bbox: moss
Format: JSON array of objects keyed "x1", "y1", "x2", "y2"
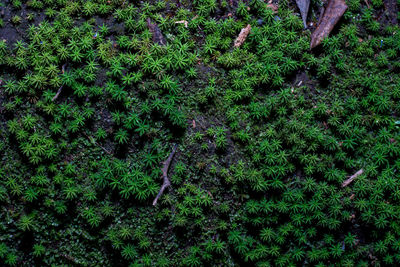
[{"x1": 0, "y1": 0, "x2": 400, "y2": 266}]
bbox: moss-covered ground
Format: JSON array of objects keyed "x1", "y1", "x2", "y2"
[{"x1": 1, "y1": 0, "x2": 400, "y2": 266}]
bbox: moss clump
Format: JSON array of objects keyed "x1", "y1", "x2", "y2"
[{"x1": 0, "y1": 0, "x2": 400, "y2": 266}]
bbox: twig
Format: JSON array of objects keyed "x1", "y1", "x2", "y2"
[
  {"x1": 175, "y1": 20, "x2": 188, "y2": 28},
  {"x1": 233, "y1": 24, "x2": 251, "y2": 48},
  {"x1": 153, "y1": 144, "x2": 178, "y2": 206},
  {"x1": 342, "y1": 169, "x2": 363, "y2": 187},
  {"x1": 83, "y1": 133, "x2": 112, "y2": 155},
  {"x1": 52, "y1": 85, "x2": 64, "y2": 101},
  {"x1": 96, "y1": 143, "x2": 112, "y2": 155},
  {"x1": 52, "y1": 64, "x2": 67, "y2": 101}
]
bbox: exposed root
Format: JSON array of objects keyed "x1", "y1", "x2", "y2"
[{"x1": 153, "y1": 144, "x2": 178, "y2": 206}]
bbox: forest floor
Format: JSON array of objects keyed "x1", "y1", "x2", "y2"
[{"x1": 1, "y1": 0, "x2": 400, "y2": 266}]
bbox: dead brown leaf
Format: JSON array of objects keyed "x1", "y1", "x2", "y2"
[
  {"x1": 267, "y1": 3, "x2": 278, "y2": 13},
  {"x1": 310, "y1": 0, "x2": 348, "y2": 49},
  {"x1": 147, "y1": 18, "x2": 166, "y2": 46},
  {"x1": 296, "y1": 0, "x2": 310, "y2": 28}
]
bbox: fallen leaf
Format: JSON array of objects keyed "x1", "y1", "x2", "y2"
[
  {"x1": 147, "y1": 18, "x2": 166, "y2": 46},
  {"x1": 310, "y1": 0, "x2": 348, "y2": 49},
  {"x1": 234, "y1": 24, "x2": 251, "y2": 48},
  {"x1": 267, "y1": 3, "x2": 278, "y2": 13},
  {"x1": 296, "y1": 0, "x2": 310, "y2": 28}
]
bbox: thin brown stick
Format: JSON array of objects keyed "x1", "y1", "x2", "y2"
[
  {"x1": 153, "y1": 144, "x2": 178, "y2": 206},
  {"x1": 52, "y1": 64, "x2": 67, "y2": 101},
  {"x1": 175, "y1": 20, "x2": 188, "y2": 28},
  {"x1": 96, "y1": 143, "x2": 112, "y2": 155},
  {"x1": 233, "y1": 24, "x2": 251, "y2": 48},
  {"x1": 52, "y1": 85, "x2": 64, "y2": 101},
  {"x1": 83, "y1": 133, "x2": 112, "y2": 155},
  {"x1": 342, "y1": 169, "x2": 363, "y2": 187}
]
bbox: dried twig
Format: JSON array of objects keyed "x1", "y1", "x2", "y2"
[
  {"x1": 52, "y1": 64, "x2": 67, "y2": 101},
  {"x1": 95, "y1": 143, "x2": 112, "y2": 155},
  {"x1": 52, "y1": 85, "x2": 64, "y2": 101},
  {"x1": 175, "y1": 20, "x2": 188, "y2": 28},
  {"x1": 234, "y1": 24, "x2": 251, "y2": 48},
  {"x1": 83, "y1": 133, "x2": 112, "y2": 155},
  {"x1": 153, "y1": 144, "x2": 178, "y2": 206},
  {"x1": 342, "y1": 169, "x2": 363, "y2": 187}
]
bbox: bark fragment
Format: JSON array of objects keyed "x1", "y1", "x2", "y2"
[
  {"x1": 175, "y1": 20, "x2": 188, "y2": 28},
  {"x1": 52, "y1": 64, "x2": 67, "y2": 101},
  {"x1": 234, "y1": 24, "x2": 251, "y2": 48}
]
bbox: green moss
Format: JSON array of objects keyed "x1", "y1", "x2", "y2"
[{"x1": 0, "y1": 0, "x2": 400, "y2": 266}]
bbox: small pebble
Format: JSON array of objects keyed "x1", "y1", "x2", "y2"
[{"x1": 274, "y1": 16, "x2": 281, "y2": 21}]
